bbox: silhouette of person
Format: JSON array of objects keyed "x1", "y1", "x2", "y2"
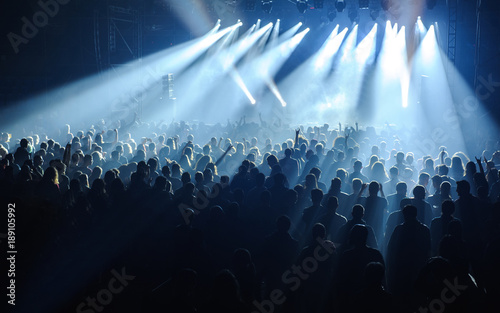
[
  {"x1": 279, "y1": 148, "x2": 299, "y2": 186},
  {"x1": 430, "y1": 200, "x2": 460, "y2": 256},
  {"x1": 318, "y1": 196, "x2": 348, "y2": 243},
  {"x1": 295, "y1": 223, "x2": 336, "y2": 313},
  {"x1": 259, "y1": 215, "x2": 299, "y2": 294},
  {"x1": 386, "y1": 181, "x2": 407, "y2": 214},
  {"x1": 360, "y1": 181, "x2": 388, "y2": 242},
  {"x1": 336, "y1": 204, "x2": 378, "y2": 250},
  {"x1": 387, "y1": 205, "x2": 430, "y2": 297},
  {"x1": 411, "y1": 185, "x2": 433, "y2": 227},
  {"x1": 337, "y1": 224, "x2": 385, "y2": 312},
  {"x1": 352, "y1": 262, "x2": 395, "y2": 313}
]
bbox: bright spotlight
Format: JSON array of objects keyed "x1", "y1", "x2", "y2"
[
  {"x1": 262, "y1": 0, "x2": 273, "y2": 13},
  {"x1": 231, "y1": 68, "x2": 256, "y2": 105},
  {"x1": 417, "y1": 18, "x2": 426, "y2": 34},
  {"x1": 421, "y1": 25, "x2": 437, "y2": 63},
  {"x1": 335, "y1": 0, "x2": 346, "y2": 12},
  {"x1": 297, "y1": 0, "x2": 308, "y2": 13}
]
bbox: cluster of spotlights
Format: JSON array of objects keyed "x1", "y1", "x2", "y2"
[{"x1": 247, "y1": 0, "x2": 437, "y2": 15}]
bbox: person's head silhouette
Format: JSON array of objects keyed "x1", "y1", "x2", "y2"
[
  {"x1": 352, "y1": 204, "x2": 365, "y2": 220},
  {"x1": 349, "y1": 224, "x2": 368, "y2": 247},
  {"x1": 311, "y1": 188, "x2": 324, "y2": 205},
  {"x1": 402, "y1": 204, "x2": 418, "y2": 222}
]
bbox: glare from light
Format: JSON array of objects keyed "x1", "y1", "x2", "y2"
[
  {"x1": 355, "y1": 23, "x2": 377, "y2": 64},
  {"x1": 340, "y1": 24, "x2": 359, "y2": 63},
  {"x1": 421, "y1": 25, "x2": 437, "y2": 63},
  {"x1": 417, "y1": 18, "x2": 427, "y2": 34},
  {"x1": 314, "y1": 25, "x2": 348, "y2": 71},
  {"x1": 229, "y1": 68, "x2": 256, "y2": 105},
  {"x1": 271, "y1": 22, "x2": 303, "y2": 48},
  {"x1": 266, "y1": 78, "x2": 287, "y2": 107}
]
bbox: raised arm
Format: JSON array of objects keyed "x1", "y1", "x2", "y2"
[
  {"x1": 358, "y1": 183, "x2": 368, "y2": 199},
  {"x1": 215, "y1": 144, "x2": 233, "y2": 167},
  {"x1": 173, "y1": 136, "x2": 179, "y2": 151},
  {"x1": 63, "y1": 143, "x2": 71, "y2": 168},
  {"x1": 475, "y1": 156, "x2": 485, "y2": 176},
  {"x1": 294, "y1": 128, "x2": 300, "y2": 149},
  {"x1": 440, "y1": 148, "x2": 446, "y2": 165},
  {"x1": 86, "y1": 134, "x2": 91, "y2": 152},
  {"x1": 344, "y1": 131, "x2": 350, "y2": 150},
  {"x1": 112, "y1": 128, "x2": 118, "y2": 145}
]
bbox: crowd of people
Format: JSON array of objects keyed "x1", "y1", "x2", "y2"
[{"x1": 0, "y1": 116, "x2": 499, "y2": 313}]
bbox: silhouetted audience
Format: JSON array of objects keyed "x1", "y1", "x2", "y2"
[{"x1": 1, "y1": 120, "x2": 498, "y2": 313}]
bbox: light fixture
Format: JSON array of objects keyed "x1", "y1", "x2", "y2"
[
  {"x1": 297, "y1": 0, "x2": 308, "y2": 13},
  {"x1": 335, "y1": 0, "x2": 346, "y2": 13},
  {"x1": 262, "y1": 0, "x2": 272, "y2": 13}
]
